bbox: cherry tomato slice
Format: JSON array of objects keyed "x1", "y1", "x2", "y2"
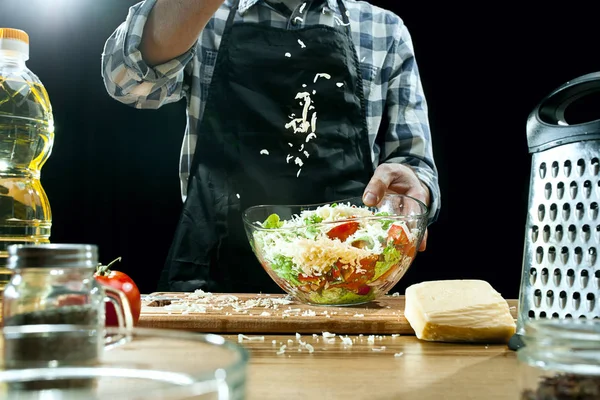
[
  {"x1": 387, "y1": 224, "x2": 410, "y2": 246},
  {"x1": 326, "y1": 221, "x2": 360, "y2": 242}
]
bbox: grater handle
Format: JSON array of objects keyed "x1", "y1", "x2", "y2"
[{"x1": 527, "y1": 71, "x2": 600, "y2": 153}]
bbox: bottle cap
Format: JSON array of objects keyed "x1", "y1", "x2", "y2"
[{"x1": 0, "y1": 28, "x2": 30, "y2": 61}]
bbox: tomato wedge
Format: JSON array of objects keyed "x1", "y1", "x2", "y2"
[
  {"x1": 387, "y1": 224, "x2": 410, "y2": 246},
  {"x1": 326, "y1": 221, "x2": 360, "y2": 242}
]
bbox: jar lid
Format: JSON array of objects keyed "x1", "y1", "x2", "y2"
[
  {"x1": 7, "y1": 244, "x2": 98, "y2": 270},
  {"x1": 523, "y1": 318, "x2": 600, "y2": 347},
  {"x1": 0, "y1": 28, "x2": 29, "y2": 61}
]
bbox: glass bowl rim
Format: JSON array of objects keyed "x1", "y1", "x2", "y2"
[
  {"x1": 1, "y1": 324, "x2": 249, "y2": 382},
  {"x1": 241, "y1": 193, "x2": 428, "y2": 232}
]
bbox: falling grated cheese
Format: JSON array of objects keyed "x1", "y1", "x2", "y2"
[
  {"x1": 313, "y1": 73, "x2": 331, "y2": 83},
  {"x1": 296, "y1": 169, "x2": 301, "y2": 178},
  {"x1": 285, "y1": 52, "x2": 292, "y2": 58},
  {"x1": 277, "y1": 345, "x2": 287, "y2": 355},
  {"x1": 296, "y1": 333, "x2": 302, "y2": 340},
  {"x1": 341, "y1": 336, "x2": 353, "y2": 346},
  {"x1": 303, "y1": 151, "x2": 310, "y2": 158},
  {"x1": 286, "y1": 154, "x2": 293, "y2": 163},
  {"x1": 394, "y1": 352, "x2": 404, "y2": 357},
  {"x1": 294, "y1": 157, "x2": 304, "y2": 167},
  {"x1": 336, "y1": 82, "x2": 344, "y2": 88},
  {"x1": 322, "y1": 332, "x2": 336, "y2": 338},
  {"x1": 260, "y1": 149, "x2": 269, "y2": 155},
  {"x1": 294, "y1": 17, "x2": 304, "y2": 24},
  {"x1": 305, "y1": 343, "x2": 315, "y2": 353},
  {"x1": 306, "y1": 133, "x2": 316, "y2": 142},
  {"x1": 298, "y1": 39, "x2": 306, "y2": 48},
  {"x1": 299, "y1": 2, "x2": 307, "y2": 13},
  {"x1": 236, "y1": 194, "x2": 240, "y2": 199}
]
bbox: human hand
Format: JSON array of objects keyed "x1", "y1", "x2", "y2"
[{"x1": 362, "y1": 163, "x2": 430, "y2": 251}]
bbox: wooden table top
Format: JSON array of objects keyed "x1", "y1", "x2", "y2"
[{"x1": 232, "y1": 333, "x2": 520, "y2": 400}]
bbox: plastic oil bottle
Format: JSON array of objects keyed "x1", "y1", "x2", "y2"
[{"x1": 0, "y1": 28, "x2": 54, "y2": 294}]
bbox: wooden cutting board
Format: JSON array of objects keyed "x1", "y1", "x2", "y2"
[{"x1": 138, "y1": 292, "x2": 519, "y2": 335}]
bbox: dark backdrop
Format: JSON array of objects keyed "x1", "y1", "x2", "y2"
[{"x1": 1, "y1": 0, "x2": 598, "y2": 299}]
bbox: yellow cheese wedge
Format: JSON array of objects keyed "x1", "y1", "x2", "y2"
[{"x1": 404, "y1": 279, "x2": 516, "y2": 343}]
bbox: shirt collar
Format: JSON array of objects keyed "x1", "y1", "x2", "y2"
[{"x1": 237, "y1": 0, "x2": 339, "y2": 16}]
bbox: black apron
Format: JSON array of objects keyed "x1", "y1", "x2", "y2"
[{"x1": 158, "y1": 0, "x2": 374, "y2": 293}]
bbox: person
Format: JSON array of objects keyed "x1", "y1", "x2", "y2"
[{"x1": 101, "y1": 0, "x2": 441, "y2": 294}]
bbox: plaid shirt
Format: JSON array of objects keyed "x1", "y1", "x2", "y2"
[{"x1": 101, "y1": 0, "x2": 440, "y2": 222}]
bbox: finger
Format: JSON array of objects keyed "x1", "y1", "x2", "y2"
[{"x1": 363, "y1": 165, "x2": 394, "y2": 206}]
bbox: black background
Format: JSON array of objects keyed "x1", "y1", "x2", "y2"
[{"x1": 0, "y1": 0, "x2": 598, "y2": 299}]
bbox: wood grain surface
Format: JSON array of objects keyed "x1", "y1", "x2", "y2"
[
  {"x1": 232, "y1": 333, "x2": 520, "y2": 400},
  {"x1": 139, "y1": 292, "x2": 519, "y2": 335}
]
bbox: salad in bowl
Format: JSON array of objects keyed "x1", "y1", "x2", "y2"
[{"x1": 242, "y1": 194, "x2": 428, "y2": 306}]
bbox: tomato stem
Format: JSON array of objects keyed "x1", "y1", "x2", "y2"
[{"x1": 96, "y1": 257, "x2": 122, "y2": 276}]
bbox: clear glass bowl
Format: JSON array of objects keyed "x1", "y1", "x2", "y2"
[
  {"x1": 517, "y1": 319, "x2": 600, "y2": 400},
  {"x1": 0, "y1": 325, "x2": 248, "y2": 399},
  {"x1": 242, "y1": 193, "x2": 428, "y2": 306}
]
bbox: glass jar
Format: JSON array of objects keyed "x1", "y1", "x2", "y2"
[
  {"x1": 1, "y1": 244, "x2": 132, "y2": 374},
  {"x1": 517, "y1": 318, "x2": 600, "y2": 400}
]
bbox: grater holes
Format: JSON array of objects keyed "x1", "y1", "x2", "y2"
[
  {"x1": 528, "y1": 310, "x2": 536, "y2": 318},
  {"x1": 579, "y1": 315, "x2": 587, "y2": 320},
  {"x1": 587, "y1": 293, "x2": 595, "y2": 312},
  {"x1": 538, "y1": 204, "x2": 546, "y2": 222},
  {"x1": 552, "y1": 312, "x2": 560, "y2": 319},
  {"x1": 544, "y1": 182, "x2": 552, "y2": 200},
  {"x1": 531, "y1": 225, "x2": 539, "y2": 243},
  {"x1": 552, "y1": 161, "x2": 559, "y2": 178},
  {"x1": 576, "y1": 202, "x2": 585, "y2": 220},
  {"x1": 529, "y1": 268, "x2": 537, "y2": 285},
  {"x1": 583, "y1": 180, "x2": 592, "y2": 199},
  {"x1": 561, "y1": 247, "x2": 570, "y2": 265},
  {"x1": 580, "y1": 268, "x2": 589, "y2": 287},
  {"x1": 559, "y1": 291, "x2": 568, "y2": 309},
  {"x1": 540, "y1": 268, "x2": 549, "y2": 285},
  {"x1": 572, "y1": 292, "x2": 581, "y2": 311},
  {"x1": 555, "y1": 225, "x2": 564, "y2": 242},
  {"x1": 539, "y1": 311, "x2": 547, "y2": 319},
  {"x1": 546, "y1": 290, "x2": 554, "y2": 307},
  {"x1": 582, "y1": 224, "x2": 591, "y2": 242},
  {"x1": 536, "y1": 247, "x2": 544, "y2": 264},
  {"x1": 570, "y1": 181, "x2": 578, "y2": 199},
  {"x1": 575, "y1": 247, "x2": 583, "y2": 265},
  {"x1": 553, "y1": 268, "x2": 562, "y2": 286},
  {"x1": 592, "y1": 157, "x2": 599, "y2": 176},
  {"x1": 588, "y1": 247, "x2": 597, "y2": 266},
  {"x1": 557, "y1": 182, "x2": 565, "y2": 200},
  {"x1": 534, "y1": 289, "x2": 542, "y2": 307},
  {"x1": 548, "y1": 247, "x2": 557, "y2": 263},
  {"x1": 590, "y1": 202, "x2": 599, "y2": 220},
  {"x1": 539, "y1": 162, "x2": 547, "y2": 179},
  {"x1": 568, "y1": 225, "x2": 577, "y2": 242},
  {"x1": 596, "y1": 226, "x2": 600, "y2": 242},
  {"x1": 542, "y1": 225, "x2": 550, "y2": 243},
  {"x1": 550, "y1": 204, "x2": 557, "y2": 221},
  {"x1": 566, "y1": 269, "x2": 575, "y2": 287},
  {"x1": 562, "y1": 203, "x2": 571, "y2": 221},
  {"x1": 565, "y1": 313, "x2": 573, "y2": 319},
  {"x1": 577, "y1": 158, "x2": 586, "y2": 176},
  {"x1": 564, "y1": 160, "x2": 572, "y2": 178},
  {"x1": 596, "y1": 270, "x2": 600, "y2": 289}
]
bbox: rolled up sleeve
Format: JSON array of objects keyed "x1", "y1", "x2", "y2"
[
  {"x1": 381, "y1": 22, "x2": 441, "y2": 224},
  {"x1": 101, "y1": 0, "x2": 196, "y2": 109}
]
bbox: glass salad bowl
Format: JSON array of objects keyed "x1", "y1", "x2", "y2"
[{"x1": 242, "y1": 193, "x2": 428, "y2": 306}]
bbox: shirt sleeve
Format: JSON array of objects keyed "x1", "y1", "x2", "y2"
[
  {"x1": 379, "y1": 21, "x2": 441, "y2": 225},
  {"x1": 100, "y1": 0, "x2": 196, "y2": 109}
]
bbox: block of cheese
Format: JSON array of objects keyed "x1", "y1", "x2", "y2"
[{"x1": 404, "y1": 279, "x2": 516, "y2": 343}]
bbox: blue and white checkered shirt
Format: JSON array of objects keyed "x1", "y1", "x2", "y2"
[{"x1": 101, "y1": 0, "x2": 440, "y2": 222}]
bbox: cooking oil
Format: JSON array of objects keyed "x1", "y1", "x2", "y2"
[{"x1": 0, "y1": 28, "x2": 54, "y2": 295}]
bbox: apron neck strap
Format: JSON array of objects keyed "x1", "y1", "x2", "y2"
[{"x1": 226, "y1": 0, "x2": 351, "y2": 30}]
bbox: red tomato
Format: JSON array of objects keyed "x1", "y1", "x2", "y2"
[
  {"x1": 326, "y1": 221, "x2": 359, "y2": 242},
  {"x1": 94, "y1": 257, "x2": 141, "y2": 327},
  {"x1": 387, "y1": 224, "x2": 410, "y2": 246}
]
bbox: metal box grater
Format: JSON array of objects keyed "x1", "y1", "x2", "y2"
[{"x1": 509, "y1": 72, "x2": 600, "y2": 351}]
